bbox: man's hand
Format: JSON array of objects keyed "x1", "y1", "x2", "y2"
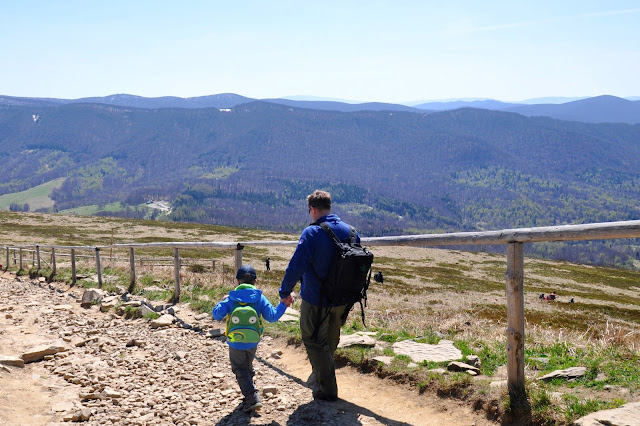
[{"x1": 281, "y1": 293, "x2": 295, "y2": 307}]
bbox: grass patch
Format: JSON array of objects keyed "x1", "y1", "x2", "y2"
[
  {"x1": 0, "y1": 178, "x2": 64, "y2": 211},
  {"x1": 562, "y1": 395, "x2": 626, "y2": 424}
]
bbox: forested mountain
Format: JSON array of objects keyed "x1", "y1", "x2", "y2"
[
  {"x1": 0, "y1": 93, "x2": 253, "y2": 109},
  {"x1": 2, "y1": 93, "x2": 640, "y2": 123},
  {"x1": 262, "y1": 98, "x2": 424, "y2": 112},
  {"x1": 1, "y1": 100, "x2": 639, "y2": 267},
  {"x1": 504, "y1": 95, "x2": 640, "y2": 124},
  {"x1": 414, "y1": 99, "x2": 519, "y2": 111}
]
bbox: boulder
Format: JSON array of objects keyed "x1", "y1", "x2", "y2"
[
  {"x1": 150, "y1": 314, "x2": 175, "y2": 328},
  {"x1": 80, "y1": 288, "x2": 107, "y2": 308},
  {"x1": 139, "y1": 303, "x2": 155, "y2": 317},
  {"x1": 99, "y1": 296, "x2": 118, "y2": 313}
]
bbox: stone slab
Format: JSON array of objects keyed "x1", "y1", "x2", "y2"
[
  {"x1": 392, "y1": 339, "x2": 463, "y2": 363},
  {"x1": 538, "y1": 366, "x2": 587, "y2": 381},
  {"x1": 574, "y1": 401, "x2": 640, "y2": 426},
  {"x1": 0, "y1": 355, "x2": 25, "y2": 368},
  {"x1": 338, "y1": 334, "x2": 377, "y2": 348}
]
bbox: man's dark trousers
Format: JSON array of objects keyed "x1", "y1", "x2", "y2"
[{"x1": 300, "y1": 299, "x2": 345, "y2": 397}]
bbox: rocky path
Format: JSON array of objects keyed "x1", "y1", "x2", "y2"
[{"x1": 0, "y1": 274, "x2": 495, "y2": 426}]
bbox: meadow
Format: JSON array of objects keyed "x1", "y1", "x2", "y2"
[{"x1": 1, "y1": 211, "x2": 638, "y2": 424}]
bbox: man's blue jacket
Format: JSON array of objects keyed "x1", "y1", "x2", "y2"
[
  {"x1": 279, "y1": 214, "x2": 360, "y2": 306},
  {"x1": 212, "y1": 285, "x2": 287, "y2": 350}
]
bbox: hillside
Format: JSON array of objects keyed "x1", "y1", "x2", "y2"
[
  {"x1": 1, "y1": 101, "x2": 640, "y2": 266},
  {"x1": 1, "y1": 211, "x2": 639, "y2": 425},
  {"x1": 505, "y1": 95, "x2": 640, "y2": 124}
]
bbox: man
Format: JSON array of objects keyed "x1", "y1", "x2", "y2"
[{"x1": 279, "y1": 190, "x2": 360, "y2": 402}]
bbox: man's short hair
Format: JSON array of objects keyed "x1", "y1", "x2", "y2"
[{"x1": 307, "y1": 190, "x2": 331, "y2": 211}]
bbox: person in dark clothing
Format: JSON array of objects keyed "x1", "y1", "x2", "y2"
[
  {"x1": 374, "y1": 271, "x2": 384, "y2": 284},
  {"x1": 265, "y1": 257, "x2": 271, "y2": 271},
  {"x1": 278, "y1": 190, "x2": 359, "y2": 402}
]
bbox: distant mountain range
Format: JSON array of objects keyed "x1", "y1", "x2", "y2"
[
  {"x1": 1, "y1": 96, "x2": 640, "y2": 266},
  {"x1": 1, "y1": 93, "x2": 639, "y2": 123},
  {"x1": 504, "y1": 95, "x2": 640, "y2": 124}
]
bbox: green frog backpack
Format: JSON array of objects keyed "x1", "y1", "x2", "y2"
[{"x1": 225, "y1": 286, "x2": 264, "y2": 343}]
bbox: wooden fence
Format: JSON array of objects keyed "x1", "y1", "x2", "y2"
[{"x1": 3, "y1": 219, "x2": 640, "y2": 411}]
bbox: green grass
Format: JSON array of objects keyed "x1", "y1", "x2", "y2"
[
  {"x1": 562, "y1": 395, "x2": 626, "y2": 423},
  {"x1": 0, "y1": 178, "x2": 64, "y2": 210},
  {"x1": 58, "y1": 202, "x2": 129, "y2": 215}
]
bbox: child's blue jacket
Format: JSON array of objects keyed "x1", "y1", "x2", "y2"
[{"x1": 212, "y1": 286, "x2": 287, "y2": 350}]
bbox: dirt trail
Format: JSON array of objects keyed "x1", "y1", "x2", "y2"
[
  {"x1": 0, "y1": 274, "x2": 495, "y2": 425},
  {"x1": 277, "y1": 346, "x2": 493, "y2": 425}
]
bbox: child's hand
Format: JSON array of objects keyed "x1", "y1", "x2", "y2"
[{"x1": 281, "y1": 294, "x2": 294, "y2": 307}]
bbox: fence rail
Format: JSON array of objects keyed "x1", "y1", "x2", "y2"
[{"x1": 3, "y1": 218, "x2": 640, "y2": 413}]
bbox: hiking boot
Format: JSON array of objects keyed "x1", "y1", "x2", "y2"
[
  {"x1": 242, "y1": 391, "x2": 263, "y2": 412},
  {"x1": 306, "y1": 371, "x2": 319, "y2": 390},
  {"x1": 312, "y1": 389, "x2": 338, "y2": 402}
]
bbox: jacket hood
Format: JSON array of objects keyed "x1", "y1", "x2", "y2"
[
  {"x1": 313, "y1": 213, "x2": 340, "y2": 226},
  {"x1": 228, "y1": 285, "x2": 262, "y2": 304}
]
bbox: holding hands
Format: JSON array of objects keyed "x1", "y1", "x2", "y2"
[{"x1": 281, "y1": 293, "x2": 295, "y2": 307}]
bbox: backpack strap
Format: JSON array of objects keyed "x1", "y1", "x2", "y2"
[{"x1": 318, "y1": 222, "x2": 357, "y2": 245}]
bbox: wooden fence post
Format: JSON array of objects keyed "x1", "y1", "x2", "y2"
[
  {"x1": 506, "y1": 242, "x2": 529, "y2": 415},
  {"x1": 19, "y1": 248, "x2": 23, "y2": 271},
  {"x1": 128, "y1": 248, "x2": 136, "y2": 294},
  {"x1": 234, "y1": 243, "x2": 244, "y2": 271},
  {"x1": 5, "y1": 247, "x2": 8, "y2": 270},
  {"x1": 51, "y1": 248, "x2": 56, "y2": 277},
  {"x1": 95, "y1": 248, "x2": 103, "y2": 289},
  {"x1": 173, "y1": 248, "x2": 181, "y2": 303},
  {"x1": 71, "y1": 249, "x2": 77, "y2": 286},
  {"x1": 211, "y1": 259, "x2": 216, "y2": 272},
  {"x1": 36, "y1": 245, "x2": 41, "y2": 270}
]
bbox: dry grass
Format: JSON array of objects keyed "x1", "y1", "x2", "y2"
[{"x1": 2, "y1": 211, "x2": 640, "y2": 424}]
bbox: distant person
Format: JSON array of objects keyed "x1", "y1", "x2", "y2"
[
  {"x1": 539, "y1": 293, "x2": 545, "y2": 300},
  {"x1": 279, "y1": 190, "x2": 360, "y2": 402},
  {"x1": 374, "y1": 271, "x2": 384, "y2": 284},
  {"x1": 569, "y1": 298, "x2": 575, "y2": 303},
  {"x1": 265, "y1": 257, "x2": 271, "y2": 271},
  {"x1": 212, "y1": 265, "x2": 292, "y2": 413},
  {"x1": 546, "y1": 292, "x2": 557, "y2": 301}
]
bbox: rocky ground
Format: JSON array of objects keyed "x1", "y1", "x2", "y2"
[{"x1": 0, "y1": 273, "x2": 501, "y2": 425}]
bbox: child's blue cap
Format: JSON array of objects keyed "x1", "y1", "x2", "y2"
[{"x1": 236, "y1": 265, "x2": 257, "y2": 281}]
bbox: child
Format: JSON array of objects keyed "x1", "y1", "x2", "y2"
[{"x1": 212, "y1": 264, "x2": 291, "y2": 412}]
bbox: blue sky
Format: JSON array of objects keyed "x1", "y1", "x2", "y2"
[{"x1": 1, "y1": 1, "x2": 639, "y2": 103}]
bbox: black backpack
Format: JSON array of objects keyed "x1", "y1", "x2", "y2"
[{"x1": 311, "y1": 222, "x2": 374, "y2": 335}]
